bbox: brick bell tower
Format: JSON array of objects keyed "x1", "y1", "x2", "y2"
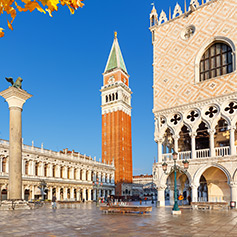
[{"x1": 101, "y1": 32, "x2": 133, "y2": 196}]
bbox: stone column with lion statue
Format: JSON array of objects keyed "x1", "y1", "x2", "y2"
[{"x1": 0, "y1": 77, "x2": 32, "y2": 210}]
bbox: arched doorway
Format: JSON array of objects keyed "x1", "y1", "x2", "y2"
[
  {"x1": 198, "y1": 175, "x2": 208, "y2": 202},
  {"x1": 60, "y1": 188, "x2": 63, "y2": 200},
  {"x1": 1, "y1": 189, "x2": 7, "y2": 200},
  {"x1": 165, "y1": 171, "x2": 190, "y2": 206},
  {"x1": 24, "y1": 189, "x2": 30, "y2": 201},
  {"x1": 198, "y1": 166, "x2": 230, "y2": 202}
]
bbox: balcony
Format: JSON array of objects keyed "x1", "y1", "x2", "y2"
[{"x1": 162, "y1": 146, "x2": 232, "y2": 162}]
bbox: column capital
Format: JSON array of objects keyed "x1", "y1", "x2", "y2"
[
  {"x1": 229, "y1": 182, "x2": 237, "y2": 188},
  {"x1": 228, "y1": 125, "x2": 236, "y2": 131},
  {"x1": 0, "y1": 87, "x2": 32, "y2": 109},
  {"x1": 207, "y1": 129, "x2": 216, "y2": 134},
  {"x1": 172, "y1": 135, "x2": 180, "y2": 140},
  {"x1": 189, "y1": 132, "x2": 197, "y2": 138}
]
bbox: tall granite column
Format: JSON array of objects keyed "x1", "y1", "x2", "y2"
[{"x1": 0, "y1": 87, "x2": 32, "y2": 200}]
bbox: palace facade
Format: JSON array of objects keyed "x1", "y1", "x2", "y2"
[
  {"x1": 0, "y1": 139, "x2": 115, "y2": 201},
  {"x1": 150, "y1": 0, "x2": 237, "y2": 206}
]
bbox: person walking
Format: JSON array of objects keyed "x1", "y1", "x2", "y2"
[{"x1": 52, "y1": 195, "x2": 57, "y2": 209}]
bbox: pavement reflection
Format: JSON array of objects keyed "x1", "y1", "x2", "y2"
[{"x1": 0, "y1": 201, "x2": 236, "y2": 236}]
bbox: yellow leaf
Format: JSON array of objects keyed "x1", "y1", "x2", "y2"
[
  {"x1": 0, "y1": 28, "x2": 4, "y2": 37},
  {"x1": 7, "y1": 19, "x2": 13, "y2": 30},
  {"x1": 45, "y1": 8, "x2": 52, "y2": 17}
]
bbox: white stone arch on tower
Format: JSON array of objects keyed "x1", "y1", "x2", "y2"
[
  {"x1": 193, "y1": 163, "x2": 232, "y2": 187},
  {"x1": 194, "y1": 36, "x2": 236, "y2": 84}
]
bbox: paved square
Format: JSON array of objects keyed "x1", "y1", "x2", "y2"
[{"x1": 0, "y1": 203, "x2": 236, "y2": 236}]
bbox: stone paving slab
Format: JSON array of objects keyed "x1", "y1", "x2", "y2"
[{"x1": 0, "y1": 203, "x2": 236, "y2": 236}]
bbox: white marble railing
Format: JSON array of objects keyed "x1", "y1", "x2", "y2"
[
  {"x1": 215, "y1": 146, "x2": 230, "y2": 157},
  {"x1": 162, "y1": 153, "x2": 173, "y2": 162},
  {"x1": 196, "y1": 148, "x2": 210, "y2": 158},
  {"x1": 162, "y1": 146, "x2": 232, "y2": 161},
  {"x1": 178, "y1": 151, "x2": 191, "y2": 160}
]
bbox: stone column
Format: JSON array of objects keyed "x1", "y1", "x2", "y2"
[
  {"x1": 93, "y1": 189, "x2": 96, "y2": 201},
  {"x1": 229, "y1": 126, "x2": 236, "y2": 156},
  {"x1": 76, "y1": 189, "x2": 80, "y2": 201},
  {"x1": 71, "y1": 168, "x2": 75, "y2": 180},
  {"x1": 63, "y1": 187, "x2": 67, "y2": 200},
  {"x1": 157, "y1": 138, "x2": 163, "y2": 163},
  {"x1": 56, "y1": 187, "x2": 60, "y2": 201},
  {"x1": 48, "y1": 187, "x2": 52, "y2": 200},
  {"x1": 191, "y1": 184, "x2": 198, "y2": 202},
  {"x1": 88, "y1": 189, "x2": 91, "y2": 201},
  {"x1": 82, "y1": 188, "x2": 86, "y2": 201},
  {"x1": 172, "y1": 135, "x2": 180, "y2": 154},
  {"x1": 208, "y1": 129, "x2": 215, "y2": 157},
  {"x1": 70, "y1": 188, "x2": 74, "y2": 199},
  {"x1": 82, "y1": 170, "x2": 86, "y2": 181},
  {"x1": 230, "y1": 183, "x2": 237, "y2": 208},
  {"x1": 0, "y1": 87, "x2": 32, "y2": 200},
  {"x1": 88, "y1": 170, "x2": 92, "y2": 181},
  {"x1": 190, "y1": 132, "x2": 197, "y2": 160},
  {"x1": 0, "y1": 157, "x2": 2, "y2": 173},
  {"x1": 31, "y1": 186, "x2": 35, "y2": 200},
  {"x1": 157, "y1": 186, "x2": 166, "y2": 206}
]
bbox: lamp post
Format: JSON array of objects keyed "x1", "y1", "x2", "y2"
[
  {"x1": 162, "y1": 151, "x2": 189, "y2": 215},
  {"x1": 93, "y1": 178, "x2": 103, "y2": 207}
]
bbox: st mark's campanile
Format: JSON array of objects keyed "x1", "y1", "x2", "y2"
[{"x1": 101, "y1": 32, "x2": 133, "y2": 196}]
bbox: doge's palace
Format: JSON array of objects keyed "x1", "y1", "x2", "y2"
[
  {"x1": 0, "y1": 139, "x2": 115, "y2": 201},
  {"x1": 150, "y1": 0, "x2": 237, "y2": 207}
]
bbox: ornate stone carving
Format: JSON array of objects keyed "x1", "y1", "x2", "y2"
[
  {"x1": 159, "y1": 10, "x2": 168, "y2": 25},
  {"x1": 224, "y1": 102, "x2": 237, "y2": 115},
  {"x1": 205, "y1": 106, "x2": 218, "y2": 118},
  {"x1": 187, "y1": 110, "x2": 199, "y2": 122},
  {"x1": 170, "y1": 114, "x2": 182, "y2": 125},
  {"x1": 173, "y1": 3, "x2": 182, "y2": 18}
]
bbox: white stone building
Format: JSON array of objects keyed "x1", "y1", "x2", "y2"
[
  {"x1": 0, "y1": 139, "x2": 115, "y2": 201},
  {"x1": 150, "y1": 0, "x2": 237, "y2": 207}
]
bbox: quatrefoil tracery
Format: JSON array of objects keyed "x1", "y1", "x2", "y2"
[
  {"x1": 170, "y1": 114, "x2": 181, "y2": 125},
  {"x1": 187, "y1": 110, "x2": 199, "y2": 122},
  {"x1": 224, "y1": 102, "x2": 237, "y2": 115},
  {"x1": 205, "y1": 106, "x2": 218, "y2": 118}
]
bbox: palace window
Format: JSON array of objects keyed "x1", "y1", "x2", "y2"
[{"x1": 200, "y1": 42, "x2": 233, "y2": 81}]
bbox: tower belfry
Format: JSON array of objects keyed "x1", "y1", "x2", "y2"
[{"x1": 101, "y1": 33, "x2": 133, "y2": 196}]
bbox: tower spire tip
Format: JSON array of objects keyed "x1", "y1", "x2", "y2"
[{"x1": 114, "y1": 31, "x2": 117, "y2": 39}]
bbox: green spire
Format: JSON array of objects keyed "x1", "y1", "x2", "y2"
[{"x1": 104, "y1": 32, "x2": 128, "y2": 74}]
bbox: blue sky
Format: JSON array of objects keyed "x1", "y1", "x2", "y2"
[{"x1": 0, "y1": 0, "x2": 186, "y2": 175}]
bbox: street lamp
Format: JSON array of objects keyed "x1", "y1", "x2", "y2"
[
  {"x1": 162, "y1": 151, "x2": 189, "y2": 214},
  {"x1": 93, "y1": 178, "x2": 103, "y2": 207}
]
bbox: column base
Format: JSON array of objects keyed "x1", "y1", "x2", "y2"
[
  {"x1": 0, "y1": 200, "x2": 34, "y2": 210},
  {"x1": 172, "y1": 210, "x2": 182, "y2": 215}
]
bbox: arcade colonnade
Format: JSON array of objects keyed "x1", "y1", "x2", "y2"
[{"x1": 0, "y1": 139, "x2": 115, "y2": 201}]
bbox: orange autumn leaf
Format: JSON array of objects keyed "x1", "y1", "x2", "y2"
[
  {"x1": 0, "y1": 28, "x2": 4, "y2": 37},
  {"x1": 0, "y1": 0, "x2": 84, "y2": 37},
  {"x1": 7, "y1": 19, "x2": 13, "y2": 30}
]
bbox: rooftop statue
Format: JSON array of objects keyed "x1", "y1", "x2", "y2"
[{"x1": 5, "y1": 77, "x2": 23, "y2": 89}]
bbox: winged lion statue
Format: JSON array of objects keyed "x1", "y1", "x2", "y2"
[{"x1": 5, "y1": 77, "x2": 23, "y2": 89}]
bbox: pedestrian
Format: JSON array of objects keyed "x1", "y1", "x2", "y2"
[
  {"x1": 187, "y1": 195, "x2": 191, "y2": 205},
  {"x1": 140, "y1": 199, "x2": 142, "y2": 205},
  {"x1": 52, "y1": 195, "x2": 57, "y2": 209}
]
